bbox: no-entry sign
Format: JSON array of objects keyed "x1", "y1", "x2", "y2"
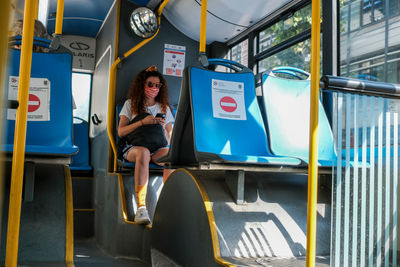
[
  {"x1": 28, "y1": 94, "x2": 41, "y2": 112},
  {"x1": 212, "y1": 79, "x2": 246, "y2": 120},
  {"x1": 219, "y1": 96, "x2": 237, "y2": 113},
  {"x1": 7, "y1": 76, "x2": 51, "y2": 121}
]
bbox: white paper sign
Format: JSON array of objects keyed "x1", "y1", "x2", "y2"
[
  {"x1": 7, "y1": 76, "x2": 51, "y2": 121},
  {"x1": 163, "y1": 44, "x2": 185, "y2": 77},
  {"x1": 60, "y1": 35, "x2": 96, "y2": 72},
  {"x1": 212, "y1": 79, "x2": 246, "y2": 120}
]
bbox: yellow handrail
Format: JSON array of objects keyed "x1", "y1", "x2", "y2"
[
  {"x1": 107, "y1": 0, "x2": 170, "y2": 173},
  {"x1": 107, "y1": 0, "x2": 121, "y2": 172},
  {"x1": 33, "y1": 0, "x2": 39, "y2": 19},
  {"x1": 199, "y1": 0, "x2": 207, "y2": 53},
  {"x1": 0, "y1": 0, "x2": 13, "y2": 255},
  {"x1": 64, "y1": 166, "x2": 74, "y2": 266},
  {"x1": 306, "y1": 0, "x2": 321, "y2": 266},
  {"x1": 5, "y1": 0, "x2": 36, "y2": 266},
  {"x1": 55, "y1": 0, "x2": 64, "y2": 35}
]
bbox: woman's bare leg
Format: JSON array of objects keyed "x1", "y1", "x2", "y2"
[
  {"x1": 126, "y1": 146, "x2": 151, "y2": 186},
  {"x1": 151, "y1": 148, "x2": 174, "y2": 182},
  {"x1": 151, "y1": 147, "x2": 169, "y2": 163},
  {"x1": 126, "y1": 146, "x2": 151, "y2": 215}
]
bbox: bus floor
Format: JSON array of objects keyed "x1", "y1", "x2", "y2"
[
  {"x1": 223, "y1": 255, "x2": 330, "y2": 266},
  {"x1": 7, "y1": 239, "x2": 148, "y2": 267},
  {"x1": 73, "y1": 238, "x2": 148, "y2": 267},
  {"x1": 151, "y1": 169, "x2": 332, "y2": 267}
]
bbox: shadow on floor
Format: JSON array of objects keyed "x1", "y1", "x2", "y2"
[{"x1": 74, "y1": 238, "x2": 148, "y2": 267}]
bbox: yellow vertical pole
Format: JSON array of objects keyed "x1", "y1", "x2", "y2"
[
  {"x1": 107, "y1": 0, "x2": 121, "y2": 173},
  {"x1": 0, "y1": 0, "x2": 13, "y2": 124},
  {"x1": 199, "y1": 0, "x2": 207, "y2": 53},
  {"x1": 55, "y1": 0, "x2": 64, "y2": 35},
  {"x1": 306, "y1": 0, "x2": 321, "y2": 266},
  {"x1": 5, "y1": 0, "x2": 36, "y2": 266},
  {"x1": 0, "y1": 0, "x2": 14, "y2": 249},
  {"x1": 64, "y1": 166, "x2": 74, "y2": 266},
  {"x1": 33, "y1": 0, "x2": 39, "y2": 19}
]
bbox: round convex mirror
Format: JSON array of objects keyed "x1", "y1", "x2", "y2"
[{"x1": 130, "y1": 7, "x2": 158, "y2": 38}]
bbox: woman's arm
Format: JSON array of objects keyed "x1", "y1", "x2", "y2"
[
  {"x1": 118, "y1": 114, "x2": 157, "y2": 137},
  {"x1": 118, "y1": 115, "x2": 141, "y2": 137},
  {"x1": 164, "y1": 122, "x2": 173, "y2": 144}
]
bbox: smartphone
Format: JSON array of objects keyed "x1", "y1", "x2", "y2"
[{"x1": 155, "y1": 113, "x2": 166, "y2": 119}]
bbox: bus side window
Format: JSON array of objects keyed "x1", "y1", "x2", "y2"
[
  {"x1": 70, "y1": 72, "x2": 92, "y2": 171},
  {"x1": 72, "y1": 73, "x2": 91, "y2": 123}
]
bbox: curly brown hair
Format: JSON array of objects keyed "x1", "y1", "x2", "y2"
[
  {"x1": 10, "y1": 19, "x2": 50, "y2": 53},
  {"x1": 128, "y1": 67, "x2": 170, "y2": 115}
]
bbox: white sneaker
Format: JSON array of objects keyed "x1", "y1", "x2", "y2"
[{"x1": 134, "y1": 206, "x2": 151, "y2": 225}]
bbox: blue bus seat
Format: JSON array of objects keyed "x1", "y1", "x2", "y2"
[
  {"x1": 1, "y1": 45, "x2": 78, "y2": 157},
  {"x1": 70, "y1": 118, "x2": 92, "y2": 171},
  {"x1": 115, "y1": 105, "x2": 163, "y2": 171},
  {"x1": 261, "y1": 67, "x2": 334, "y2": 166},
  {"x1": 162, "y1": 59, "x2": 302, "y2": 167}
]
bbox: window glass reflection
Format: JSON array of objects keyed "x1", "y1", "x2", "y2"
[
  {"x1": 258, "y1": 4, "x2": 311, "y2": 53},
  {"x1": 72, "y1": 73, "x2": 91, "y2": 123},
  {"x1": 340, "y1": 0, "x2": 400, "y2": 83},
  {"x1": 258, "y1": 39, "x2": 312, "y2": 73}
]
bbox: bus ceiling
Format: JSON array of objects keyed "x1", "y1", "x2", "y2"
[
  {"x1": 161, "y1": 0, "x2": 300, "y2": 43},
  {"x1": 14, "y1": 0, "x2": 301, "y2": 43}
]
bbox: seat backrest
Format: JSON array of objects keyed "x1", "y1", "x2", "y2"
[
  {"x1": 261, "y1": 68, "x2": 334, "y2": 165},
  {"x1": 2, "y1": 46, "x2": 77, "y2": 156},
  {"x1": 190, "y1": 65, "x2": 271, "y2": 159},
  {"x1": 163, "y1": 59, "x2": 305, "y2": 166},
  {"x1": 163, "y1": 67, "x2": 197, "y2": 165}
]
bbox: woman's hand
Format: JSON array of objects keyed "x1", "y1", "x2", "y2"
[
  {"x1": 142, "y1": 114, "x2": 156, "y2": 125},
  {"x1": 155, "y1": 117, "x2": 166, "y2": 126},
  {"x1": 141, "y1": 114, "x2": 166, "y2": 126}
]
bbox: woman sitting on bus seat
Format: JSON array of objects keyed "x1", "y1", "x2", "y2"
[
  {"x1": 10, "y1": 19, "x2": 50, "y2": 53},
  {"x1": 118, "y1": 65, "x2": 174, "y2": 225}
]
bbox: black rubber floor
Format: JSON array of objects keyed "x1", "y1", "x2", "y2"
[
  {"x1": 8, "y1": 239, "x2": 148, "y2": 267},
  {"x1": 73, "y1": 239, "x2": 148, "y2": 267}
]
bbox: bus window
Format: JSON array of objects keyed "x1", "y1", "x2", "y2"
[
  {"x1": 72, "y1": 72, "x2": 91, "y2": 123},
  {"x1": 230, "y1": 39, "x2": 248, "y2": 67},
  {"x1": 340, "y1": 0, "x2": 400, "y2": 83},
  {"x1": 258, "y1": 39, "x2": 313, "y2": 73},
  {"x1": 242, "y1": 3, "x2": 315, "y2": 75},
  {"x1": 258, "y1": 4, "x2": 312, "y2": 54}
]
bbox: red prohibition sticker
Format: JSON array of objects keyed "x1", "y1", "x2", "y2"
[
  {"x1": 28, "y1": 93, "x2": 40, "y2": 112},
  {"x1": 219, "y1": 96, "x2": 237, "y2": 113}
]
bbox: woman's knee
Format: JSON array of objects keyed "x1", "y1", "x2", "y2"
[
  {"x1": 135, "y1": 147, "x2": 151, "y2": 163},
  {"x1": 126, "y1": 147, "x2": 150, "y2": 163}
]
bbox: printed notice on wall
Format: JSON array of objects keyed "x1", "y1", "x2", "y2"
[
  {"x1": 163, "y1": 44, "x2": 185, "y2": 77},
  {"x1": 60, "y1": 35, "x2": 96, "y2": 72},
  {"x1": 7, "y1": 76, "x2": 51, "y2": 121},
  {"x1": 212, "y1": 79, "x2": 246, "y2": 120}
]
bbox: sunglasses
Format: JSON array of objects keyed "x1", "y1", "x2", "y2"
[{"x1": 145, "y1": 81, "x2": 162, "y2": 88}]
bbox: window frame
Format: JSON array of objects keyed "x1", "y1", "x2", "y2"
[
  {"x1": 227, "y1": 0, "x2": 314, "y2": 75},
  {"x1": 71, "y1": 71, "x2": 93, "y2": 124}
]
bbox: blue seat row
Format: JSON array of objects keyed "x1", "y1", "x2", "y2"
[{"x1": 162, "y1": 59, "x2": 325, "y2": 168}]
